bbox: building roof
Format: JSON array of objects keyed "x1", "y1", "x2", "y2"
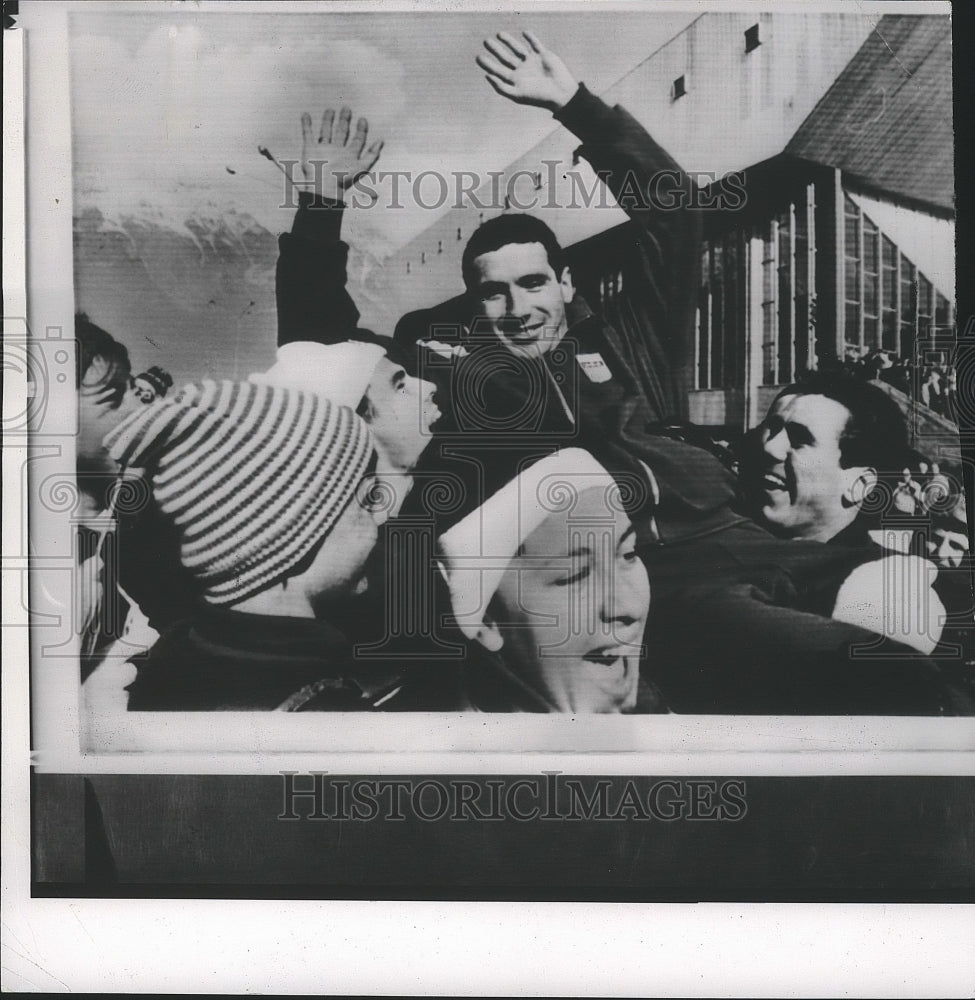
[{"x1": 786, "y1": 14, "x2": 953, "y2": 215}]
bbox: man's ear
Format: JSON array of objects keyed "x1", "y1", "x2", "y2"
[
  {"x1": 843, "y1": 466, "x2": 878, "y2": 508},
  {"x1": 473, "y1": 617, "x2": 504, "y2": 653},
  {"x1": 558, "y1": 265, "x2": 575, "y2": 304}
]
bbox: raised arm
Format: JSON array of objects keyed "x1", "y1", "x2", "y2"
[
  {"x1": 477, "y1": 32, "x2": 703, "y2": 376},
  {"x1": 475, "y1": 30, "x2": 578, "y2": 111},
  {"x1": 275, "y1": 106, "x2": 384, "y2": 347},
  {"x1": 477, "y1": 31, "x2": 698, "y2": 216}
]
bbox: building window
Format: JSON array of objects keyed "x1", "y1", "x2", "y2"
[
  {"x1": 755, "y1": 184, "x2": 818, "y2": 387},
  {"x1": 843, "y1": 194, "x2": 861, "y2": 356},
  {"x1": 776, "y1": 209, "x2": 794, "y2": 383},
  {"x1": 918, "y1": 275, "x2": 934, "y2": 338},
  {"x1": 745, "y1": 24, "x2": 761, "y2": 53},
  {"x1": 842, "y1": 195, "x2": 950, "y2": 362},
  {"x1": 696, "y1": 232, "x2": 747, "y2": 390},
  {"x1": 862, "y1": 216, "x2": 880, "y2": 351},
  {"x1": 881, "y1": 235, "x2": 898, "y2": 350},
  {"x1": 672, "y1": 75, "x2": 687, "y2": 100},
  {"x1": 935, "y1": 292, "x2": 953, "y2": 332},
  {"x1": 793, "y1": 185, "x2": 815, "y2": 377},
  {"x1": 899, "y1": 255, "x2": 917, "y2": 360}
]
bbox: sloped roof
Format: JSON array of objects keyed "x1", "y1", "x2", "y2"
[{"x1": 786, "y1": 14, "x2": 953, "y2": 215}]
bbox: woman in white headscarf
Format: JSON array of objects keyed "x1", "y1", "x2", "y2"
[{"x1": 437, "y1": 449, "x2": 665, "y2": 713}]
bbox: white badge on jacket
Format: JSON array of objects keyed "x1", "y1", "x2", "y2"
[{"x1": 576, "y1": 352, "x2": 613, "y2": 383}]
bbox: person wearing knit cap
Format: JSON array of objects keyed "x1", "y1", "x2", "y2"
[
  {"x1": 101, "y1": 379, "x2": 399, "y2": 711},
  {"x1": 437, "y1": 449, "x2": 665, "y2": 713},
  {"x1": 261, "y1": 103, "x2": 457, "y2": 709},
  {"x1": 94, "y1": 106, "x2": 444, "y2": 704}
]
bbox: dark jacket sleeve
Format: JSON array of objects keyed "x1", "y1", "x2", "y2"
[
  {"x1": 649, "y1": 579, "x2": 956, "y2": 715},
  {"x1": 554, "y1": 84, "x2": 703, "y2": 399},
  {"x1": 552, "y1": 86, "x2": 736, "y2": 539},
  {"x1": 275, "y1": 191, "x2": 361, "y2": 347}
]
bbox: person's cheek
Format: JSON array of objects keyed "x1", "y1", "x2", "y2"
[{"x1": 481, "y1": 298, "x2": 502, "y2": 320}]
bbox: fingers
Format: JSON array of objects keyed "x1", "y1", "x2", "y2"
[
  {"x1": 483, "y1": 36, "x2": 520, "y2": 71},
  {"x1": 522, "y1": 30, "x2": 544, "y2": 54},
  {"x1": 351, "y1": 116, "x2": 369, "y2": 157},
  {"x1": 484, "y1": 74, "x2": 517, "y2": 100},
  {"x1": 495, "y1": 31, "x2": 528, "y2": 60},
  {"x1": 300, "y1": 112, "x2": 314, "y2": 152},
  {"x1": 318, "y1": 108, "x2": 335, "y2": 145},
  {"x1": 363, "y1": 138, "x2": 384, "y2": 172},
  {"x1": 475, "y1": 53, "x2": 514, "y2": 85},
  {"x1": 336, "y1": 106, "x2": 352, "y2": 146}
]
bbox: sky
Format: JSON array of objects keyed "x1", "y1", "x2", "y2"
[{"x1": 68, "y1": 7, "x2": 701, "y2": 258}]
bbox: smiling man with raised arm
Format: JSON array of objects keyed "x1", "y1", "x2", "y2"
[{"x1": 437, "y1": 31, "x2": 960, "y2": 715}]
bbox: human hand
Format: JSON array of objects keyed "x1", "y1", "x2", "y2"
[
  {"x1": 475, "y1": 31, "x2": 578, "y2": 112},
  {"x1": 299, "y1": 106, "x2": 384, "y2": 201}
]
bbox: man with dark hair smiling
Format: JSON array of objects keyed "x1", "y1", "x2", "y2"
[
  {"x1": 254, "y1": 42, "x2": 962, "y2": 715},
  {"x1": 739, "y1": 373, "x2": 911, "y2": 545},
  {"x1": 458, "y1": 213, "x2": 574, "y2": 362},
  {"x1": 411, "y1": 30, "x2": 740, "y2": 549},
  {"x1": 428, "y1": 30, "x2": 967, "y2": 715}
]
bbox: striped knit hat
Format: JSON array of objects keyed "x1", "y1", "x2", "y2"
[{"x1": 103, "y1": 379, "x2": 376, "y2": 605}]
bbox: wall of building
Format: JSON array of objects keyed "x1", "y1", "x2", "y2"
[{"x1": 374, "y1": 12, "x2": 876, "y2": 333}]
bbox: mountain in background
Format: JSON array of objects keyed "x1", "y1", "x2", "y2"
[{"x1": 73, "y1": 203, "x2": 394, "y2": 389}]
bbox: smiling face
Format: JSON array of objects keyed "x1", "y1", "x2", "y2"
[
  {"x1": 469, "y1": 241, "x2": 574, "y2": 360},
  {"x1": 362, "y1": 356, "x2": 440, "y2": 471},
  {"x1": 742, "y1": 392, "x2": 873, "y2": 542},
  {"x1": 486, "y1": 486, "x2": 650, "y2": 713}
]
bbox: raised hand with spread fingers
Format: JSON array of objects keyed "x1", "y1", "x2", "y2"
[
  {"x1": 475, "y1": 30, "x2": 579, "y2": 112},
  {"x1": 299, "y1": 105, "x2": 384, "y2": 202}
]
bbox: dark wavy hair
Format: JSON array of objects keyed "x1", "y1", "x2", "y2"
[
  {"x1": 461, "y1": 214, "x2": 566, "y2": 290},
  {"x1": 76, "y1": 312, "x2": 131, "y2": 409},
  {"x1": 775, "y1": 372, "x2": 910, "y2": 474}
]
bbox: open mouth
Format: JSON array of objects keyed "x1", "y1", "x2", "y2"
[
  {"x1": 507, "y1": 324, "x2": 543, "y2": 342},
  {"x1": 583, "y1": 644, "x2": 640, "y2": 668},
  {"x1": 582, "y1": 651, "x2": 640, "y2": 709},
  {"x1": 761, "y1": 472, "x2": 788, "y2": 492}
]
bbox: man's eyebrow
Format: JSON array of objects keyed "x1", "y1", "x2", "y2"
[
  {"x1": 389, "y1": 367, "x2": 406, "y2": 385},
  {"x1": 476, "y1": 280, "x2": 507, "y2": 295},
  {"x1": 516, "y1": 272, "x2": 550, "y2": 284},
  {"x1": 618, "y1": 525, "x2": 636, "y2": 548}
]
